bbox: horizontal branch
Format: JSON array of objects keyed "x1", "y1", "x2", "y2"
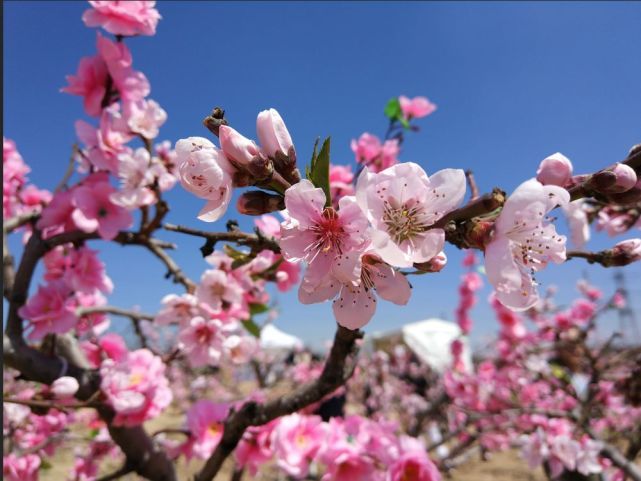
[
  {"x1": 77, "y1": 305, "x2": 155, "y2": 322},
  {"x1": 3, "y1": 211, "x2": 40, "y2": 233},
  {"x1": 195, "y1": 325, "x2": 362, "y2": 481},
  {"x1": 432, "y1": 188, "x2": 506, "y2": 229},
  {"x1": 164, "y1": 223, "x2": 281, "y2": 254}
]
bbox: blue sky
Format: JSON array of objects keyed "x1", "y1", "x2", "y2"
[{"x1": 4, "y1": 1, "x2": 641, "y2": 348}]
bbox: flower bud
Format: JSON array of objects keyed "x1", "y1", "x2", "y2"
[
  {"x1": 51, "y1": 376, "x2": 79, "y2": 398},
  {"x1": 176, "y1": 137, "x2": 233, "y2": 200},
  {"x1": 219, "y1": 125, "x2": 261, "y2": 168},
  {"x1": 202, "y1": 107, "x2": 228, "y2": 137},
  {"x1": 609, "y1": 238, "x2": 641, "y2": 266},
  {"x1": 591, "y1": 163, "x2": 637, "y2": 194},
  {"x1": 246, "y1": 154, "x2": 274, "y2": 181},
  {"x1": 256, "y1": 108, "x2": 294, "y2": 158},
  {"x1": 536, "y1": 152, "x2": 573, "y2": 187},
  {"x1": 237, "y1": 191, "x2": 285, "y2": 216},
  {"x1": 414, "y1": 251, "x2": 447, "y2": 272}
]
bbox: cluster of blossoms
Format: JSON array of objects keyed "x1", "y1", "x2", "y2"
[
  {"x1": 170, "y1": 405, "x2": 441, "y2": 481},
  {"x1": 3, "y1": 139, "x2": 52, "y2": 223},
  {"x1": 454, "y1": 251, "x2": 483, "y2": 335},
  {"x1": 441, "y1": 280, "x2": 641, "y2": 480}
]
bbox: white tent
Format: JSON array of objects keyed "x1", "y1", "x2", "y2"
[
  {"x1": 368, "y1": 318, "x2": 472, "y2": 373},
  {"x1": 259, "y1": 323, "x2": 304, "y2": 351}
]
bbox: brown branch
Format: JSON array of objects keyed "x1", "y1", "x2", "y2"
[
  {"x1": 164, "y1": 223, "x2": 281, "y2": 254},
  {"x1": 77, "y1": 306, "x2": 155, "y2": 349},
  {"x1": 568, "y1": 148, "x2": 641, "y2": 202},
  {"x1": 95, "y1": 464, "x2": 135, "y2": 481},
  {"x1": 566, "y1": 247, "x2": 639, "y2": 268},
  {"x1": 54, "y1": 144, "x2": 79, "y2": 193},
  {"x1": 195, "y1": 325, "x2": 362, "y2": 481},
  {"x1": 143, "y1": 237, "x2": 197, "y2": 293},
  {"x1": 3, "y1": 211, "x2": 40, "y2": 233}
]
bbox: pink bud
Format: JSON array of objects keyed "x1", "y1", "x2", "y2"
[
  {"x1": 256, "y1": 108, "x2": 294, "y2": 158},
  {"x1": 612, "y1": 238, "x2": 641, "y2": 263},
  {"x1": 609, "y1": 163, "x2": 637, "y2": 193},
  {"x1": 51, "y1": 376, "x2": 79, "y2": 398},
  {"x1": 536, "y1": 152, "x2": 573, "y2": 186},
  {"x1": 219, "y1": 125, "x2": 261, "y2": 167}
]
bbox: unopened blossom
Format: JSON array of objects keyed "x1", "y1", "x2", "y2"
[
  {"x1": 256, "y1": 108, "x2": 294, "y2": 158},
  {"x1": 356, "y1": 163, "x2": 466, "y2": 268},
  {"x1": 96, "y1": 33, "x2": 150, "y2": 102},
  {"x1": 110, "y1": 148, "x2": 156, "y2": 208},
  {"x1": 219, "y1": 125, "x2": 262, "y2": 168},
  {"x1": 592, "y1": 163, "x2": 637, "y2": 194},
  {"x1": 71, "y1": 176, "x2": 133, "y2": 240},
  {"x1": 485, "y1": 179, "x2": 569, "y2": 311},
  {"x1": 398, "y1": 95, "x2": 437, "y2": 120},
  {"x1": 536, "y1": 152, "x2": 573, "y2": 187},
  {"x1": 18, "y1": 281, "x2": 77, "y2": 340},
  {"x1": 61, "y1": 55, "x2": 108, "y2": 116},
  {"x1": 3, "y1": 453, "x2": 40, "y2": 481},
  {"x1": 51, "y1": 376, "x2": 80, "y2": 398},
  {"x1": 273, "y1": 414, "x2": 326, "y2": 478},
  {"x1": 280, "y1": 180, "x2": 369, "y2": 288},
  {"x1": 175, "y1": 136, "x2": 234, "y2": 221},
  {"x1": 611, "y1": 238, "x2": 641, "y2": 264},
  {"x1": 75, "y1": 104, "x2": 133, "y2": 173},
  {"x1": 562, "y1": 200, "x2": 590, "y2": 248},
  {"x1": 182, "y1": 400, "x2": 229, "y2": 459},
  {"x1": 329, "y1": 163, "x2": 355, "y2": 208},
  {"x1": 100, "y1": 349, "x2": 172, "y2": 426},
  {"x1": 124, "y1": 98, "x2": 167, "y2": 139},
  {"x1": 178, "y1": 315, "x2": 235, "y2": 367},
  {"x1": 83, "y1": 1, "x2": 161, "y2": 36}
]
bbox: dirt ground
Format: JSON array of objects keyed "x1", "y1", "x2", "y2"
[{"x1": 40, "y1": 406, "x2": 547, "y2": 481}]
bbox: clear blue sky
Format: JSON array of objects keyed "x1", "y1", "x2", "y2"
[{"x1": 4, "y1": 1, "x2": 641, "y2": 348}]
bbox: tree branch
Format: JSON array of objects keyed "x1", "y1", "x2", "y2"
[
  {"x1": 77, "y1": 306, "x2": 156, "y2": 349},
  {"x1": 164, "y1": 223, "x2": 281, "y2": 254},
  {"x1": 143, "y1": 237, "x2": 197, "y2": 293},
  {"x1": 195, "y1": 325, "x2": 363, "y2": 481}
]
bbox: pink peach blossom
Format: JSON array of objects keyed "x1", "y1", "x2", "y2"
[
  {"x1": 83, "y1": 1, "x2": 161, "y2": 37},
  {"x1": 398, "y1": 95, "x2": 437, "y2": 120},
  {"x1": 62, "y1": 55, "x2": 108, "y2": 117},
  {"x1": 236, "y1": 421, "x2": 278, "y2": 476},
  {"x1": 280, "y1": 180, "x2": 369, "y2": 289},
  {"x1": 18, "y1": 281, "x2": 78, "y2": 340},
  {"x1": 387, "y1": 436, "x2": 441, "y2": 481},
  {"x1": 273, "y1": 414, "x2": 326, "y2": 478},
  {"x1": 100, "y1": 348, "x2": 172, "y2": 426},
  {"x1": 356, "y1": 163, "x2": 466, "y2": 268},
  {"x1": 182, "y1": 400, "x2": 229, "y2": 459},
  {"x1": 219, "y1": 125, "x2": 262, "y2": 168},
  {"x1": 329, "y1": 163, "x2": 355, "y2": 208},
  {"x1": 178, "y1": 315, "x2": 235, "y2": 367},
  {"x1": 96, "y1": 33, "x2": 150, "y2": 102},
  {"x1": 110, "y1": 148, "x2": 156, "y2": 208},
  {"x1": 3, "y1": 453, "x2": 40, "y2": 481},
  {"x1": 123, "y1": 98, "x2": 167, "y2": 139},
  {"x1": 155, "y1": 293, "x2": 201, "y2": 326},
  {"x1": 350, "y1": 133, "x2": 400, "y2": 173},
  {"x1": 485, "y1": 179, "x2": 569, "y2": 311},
  {"x1": 71, "y1": 176, "x2": 133, "y2": 240}
]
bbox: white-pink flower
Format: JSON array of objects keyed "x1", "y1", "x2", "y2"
[
  {"x1": 485, "y1": 179, "x2": 569, "y2": 311},
  {"x1": 176, "y1": 137, "x2": 234, "y2": 222},
  {"x1": 178, "y1": 315, "x2": 236, "y2": 367},
  {"x1": 300, "y1": 251, "x2": 411, "y2": 330},
  {"x1": 123, "y1": 98, "x2": 167, "y2": 139},
  {"x1": 154, "y1": 293, "x2": 200, "y2": 326},
  {"x1": 356, "y1": 163, "x2": 466, "y2": 268},
  {"x1": 110, "y1": 148, "x2": 156, "y2": 209},
  {"x1": 83, "y1": 1, "x2": 161, "y2": 36},
  {"x1": 280, "y1": 180, "x2": 369, "y2": 288},
  {"x1": 562, "y1": 200, "x2": 590, "y2": 248},
  {"x1": 195, "y1": 269, "x2": 245, "y2": 311}
]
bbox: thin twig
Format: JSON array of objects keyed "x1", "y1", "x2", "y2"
[{"x1": 164, "y1": 223, "x2": 281, "y2": 253}]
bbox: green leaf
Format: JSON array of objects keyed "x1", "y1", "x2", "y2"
[
  {"x1": 306, "y1": 137, "x2": 320, "y2": 180},
  {"x1": 242, "y1": 318, "x2": 261, "y2": 338},
  {"x1": 399, "y1": 117, "x2": 410, "y2": 129},
  {"x1": 40, "y1": 459, "x2": 52, "y2": 470},
  {"x1": 306, "y1": 137, "x2": 332, "y2": 207},
  {"x1": 384, "y1": 97, "x2": 402, "y2": 120},
  {"x1": 249, "y1": 303, "x2": 270, "y2": 316}
]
